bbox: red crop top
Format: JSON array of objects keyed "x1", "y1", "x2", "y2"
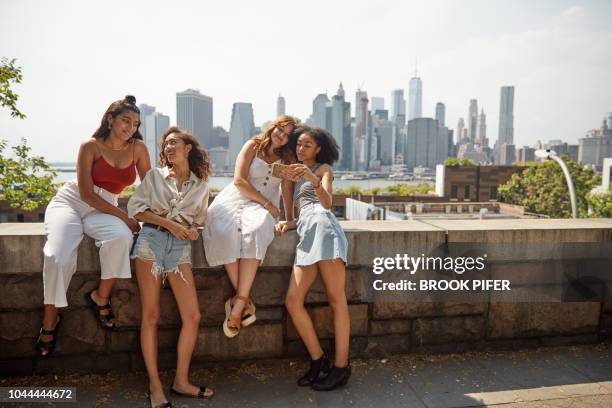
[{"x1": 91, "y1": 155, "x2": 137, "y2": 194}]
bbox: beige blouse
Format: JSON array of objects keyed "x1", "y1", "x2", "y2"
[{"x1": 127, "y1": 167, "x2": 209, "y2": 226}]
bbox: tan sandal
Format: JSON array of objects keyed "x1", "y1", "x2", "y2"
[
  {"x1": 223, "y1": 295, "x2": 249, "y2": 338},
  {"x1": 241, "y1": 298, "x2": 256, "y2": 328},
  {"x1": 226, "y1": 295, "x2": 257, "y2": 328}
]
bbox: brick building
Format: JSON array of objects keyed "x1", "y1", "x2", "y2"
[{"x1": 435, "y1": 164, "x2": 526, "y2": 201}]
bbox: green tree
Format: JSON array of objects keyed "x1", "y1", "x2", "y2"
[
  {"x1": 498, "y1": 156, "x2": 600, "y2": 218},
  {"x1": 444, "y1": 158, "x2": 475, "y2": 166},
  {"x1": 0, "y1": 58, "x2": 25, "y2": 119},
  {"x1": 0, "y1": 138, "x2": 59, "y2": 211},
  {"x1": 588, "y1": 190, "x2": 612, "y2": 218}
]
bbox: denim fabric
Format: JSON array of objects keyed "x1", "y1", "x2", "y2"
[
  {"x1": 294, "y1": 203, "x2": 348, "y2": 266},
  {"x1": 132, "y1": 225, "x2": 192, "y2": 281}
]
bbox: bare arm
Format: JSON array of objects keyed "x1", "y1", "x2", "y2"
[
  {"x1": 134, "y1": 210, "x2": 190, "y2": 240},
  {"x1": 314, "y1": 165, "x2": 334, "y2": 209},
  {"x1": 281, "y1": 179, "x2": 295, "y2": 222},
  {"x1": 134, "y1": 140, "x2": 152, "y2": 180},
  {"x1": 76, "y1": 141, "x2": 131, "y2": 224}
]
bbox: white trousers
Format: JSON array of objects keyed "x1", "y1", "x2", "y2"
[{"x1": 43, "y1": 180, "x2": 133, "y2": 307}]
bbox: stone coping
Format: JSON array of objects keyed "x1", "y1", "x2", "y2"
[{"x1": 1, "y1": 219, "x2": 610, "y2": 273}]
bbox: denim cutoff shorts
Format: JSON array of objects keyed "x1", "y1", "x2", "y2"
[{"x1": 131, "y1": 225, "x2": 192, "y2": 281}]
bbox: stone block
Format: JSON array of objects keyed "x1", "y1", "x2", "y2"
[
  {"x1": 0, "y1": 274, "x2": 43, "y2": 310},
  {"x1": 250, "y1": 269, "x2": 291, "y2": 306},
  {"x1": 372, "y1": 302, "x2": 486, "y2": 320},
  {"x1": 370, "y1": 319, "x2": 411, "y2": 336},
  {"x1": 252, "y1": 307, "x2": 284, "y2": 322},
  {"x1": 413, "y1": 316, "x2": 485, "y2": 346},
  {"x1": 0, "y1": 310, "x2": 41, "y2": 340},
  {"x1": 0, "y1": 338, "x2": 38, "y2": 359},
  {"x1": 362, "y1": 335, "x2": 411, "y2": 356},
  {"x1": 487, "y1": 302, "x2": 601, "y2": 339},
  {"x1": 195, "y1": 323, "x2": 283, "y2": 359},
  {"x1": 34, "y1": 353, "x2": 131, "y2": 375},
  {"x1": 54, "y1": 309, "x2": 106, "y2": 355},
  {"x1": 286, "y1": 304, "x2": 368, "y2": 340}
]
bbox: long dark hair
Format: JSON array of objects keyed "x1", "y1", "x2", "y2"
[
  {"x1": 252, "y1": 115, "x2": 300, "y2": 163},
  {"x1": 294, "y1": 125, "x2": 340, "y2": 165},
  {"x1": 158, "y1": 127, "x2": 211, "y2": 180},
  {"x1": 92, "y1": 95, "x2": 143, "y2": 141}
]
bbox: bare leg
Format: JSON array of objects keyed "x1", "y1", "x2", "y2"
[
  {"x1": 135, "y1": 258, "x2": 167, "y2": 406},
  {"x1": 229, "y1": 258, "x2": 260, "y2": 320},
  {"x1": 285, "y1": 264, "x2": 323, "y2": 359},
  {"x1": 224, "y1": 261, "x2": 239, "y2": 291},
  {"x1": 169, "y1": 264, "x2": 214, "y2": 398},
  {"x1": 90, "y1": 278, "x2": 117, "y2": 327},
  {"x1": 319, "y1": 259, "x2": 350, "y2": 367}
]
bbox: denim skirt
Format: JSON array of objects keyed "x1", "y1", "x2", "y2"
[{"x1": 295, "y1": 203, "x2": 348, "y2": 266}]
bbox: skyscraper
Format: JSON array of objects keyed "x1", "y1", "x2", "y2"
[
  {"x1": 176, "y1": 89, "x2": 213, "y2": 147},
  {"x1": 408, "y1": 75, "x2": 422, "y2": 120},
  {"x1": 456, "y1": 118, "x2": 465, "y2": 144},
  {"x1": 144, "y1": 112, "x2": 170, "y2": 166},
  {"x1": 138, "y1": 104, "x2": 168, "y2": 166},
  {"x1": 476, "y1": 109, "x2": 488, "y2": 148},
  {"x1": 228, "y1": 102, "x2": 255, "y2": 167},
  {"x1": 276, "y1": 94, "x2": 286, "y2": 118},
  {"x1": 330, "y1": 83, "x2": 351, "y2": 170},
  {"x1": 498, "y1": 86, "x2": 515, "y2": 146},
  {"x1": 391, "y1": 89, "x2": 406, "y2": 128},
  {"x1": 468, "y1": 99, "x2": 478, "y2": 143},
  {"x1": 435, "y1": 102, "x2": 445, "y2": 127},
  {"x1": 354, "y1": 89, "x2": 369, "y2": 170},
  {"x1": 312, "y1": 93, "x2": 330, "y2": 130},
  {"x1": 370, "y1": 97, "x2": 384, "y2": 111},
  {"x1": 404, "y1": 118, "x2": 449, "y2": 170}
]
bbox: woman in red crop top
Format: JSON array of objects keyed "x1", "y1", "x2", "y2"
[{"x1": 36, "y1": 95, "x2": 151, "y2": 358}]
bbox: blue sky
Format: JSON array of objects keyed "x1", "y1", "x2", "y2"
[{"x1": 1, "y1": 0, "x2": 611, "y2": 161}]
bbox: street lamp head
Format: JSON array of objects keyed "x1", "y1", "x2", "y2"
[{"x1": 535, "y1": 149, "x2": 556, "y2": 160}]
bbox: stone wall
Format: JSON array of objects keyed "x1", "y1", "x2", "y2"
[{"x1": 1, "y1": 219, "x2": 611, "y2": 376}]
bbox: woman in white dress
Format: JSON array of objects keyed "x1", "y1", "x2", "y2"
[{"x1": 203, "y1": 115, "x2": 299, "y2": 338}]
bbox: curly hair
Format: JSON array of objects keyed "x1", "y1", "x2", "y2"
[
  {"x1": 158, "y1": 127, "x2": 211, "y2": 180},
  {"x1": 252, "y1": 115, "x2": 300, "y2": 163},
  {"x1": 92, "y1": 95, "x2": 142, "y2": 141},
  {"x1": 294, "y1": 125, "x2": 340, "y2": 165}
]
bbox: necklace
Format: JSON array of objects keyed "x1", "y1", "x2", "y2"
[{"x1": 103, "y1": 138, "x2": 129, "y2": 151}]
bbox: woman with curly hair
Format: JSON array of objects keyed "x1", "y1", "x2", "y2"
[
  {"x1": 277, "y1": 126, "x2": 351, "y2": 391},
  {"x1": 128, "y1": 127, "x2": 213, "y2": 407},
  {"x1": 203, "y1": 115, "x2": 299, "y2": 338}
]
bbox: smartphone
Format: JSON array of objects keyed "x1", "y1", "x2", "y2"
[{"x1": 271, "y1": 163, "x2": 296, "y2": 180}]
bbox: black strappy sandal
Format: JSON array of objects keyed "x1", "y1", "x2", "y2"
[
  {"x1": 170, "y1": 385, "x2": 214, "y2": 399},
  {"x1": 84, "y1": 290, "x2": 115, "y2": 330},
  {"x1": 35, "y1": 315, "x2": 62, "y2": 358}
]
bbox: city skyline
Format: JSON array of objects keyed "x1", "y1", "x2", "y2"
[{"x1": 1, "y1": 0, "x2": 611, "y2": 161}]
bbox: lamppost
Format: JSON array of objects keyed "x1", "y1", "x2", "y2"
[{"x1": 535, "y1": 149, "x2": 578, "y2": 218}]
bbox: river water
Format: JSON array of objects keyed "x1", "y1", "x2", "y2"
[{"x1": 53, "y1": 169, "x2": 431, "y2": 191}]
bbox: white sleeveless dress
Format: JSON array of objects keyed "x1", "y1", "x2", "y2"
[{"x1": 203, "y1": 153, "x2": 281, "y2": 266}]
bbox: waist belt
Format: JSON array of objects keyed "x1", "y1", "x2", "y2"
[{"x1": 142, "y1": 223, "x2": 171, "y2": 234}]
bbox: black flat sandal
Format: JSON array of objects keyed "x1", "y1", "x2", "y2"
[
  {"x1": 170, "y1": 385, "x2": 214, "y2": 399},
  {"x1": 35, "y1": 316, "x2": 62, "y2": 358},
  {"x1": 84, "y1": 290, "x2": 115, "y2": 330},
  {"x1": 145, "y1": 392, "x2": 172, "y2": 408}
]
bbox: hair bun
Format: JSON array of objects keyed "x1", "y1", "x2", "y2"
[{"x1": 123, "y1": 95, "x2": 137, "y2": 105}]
